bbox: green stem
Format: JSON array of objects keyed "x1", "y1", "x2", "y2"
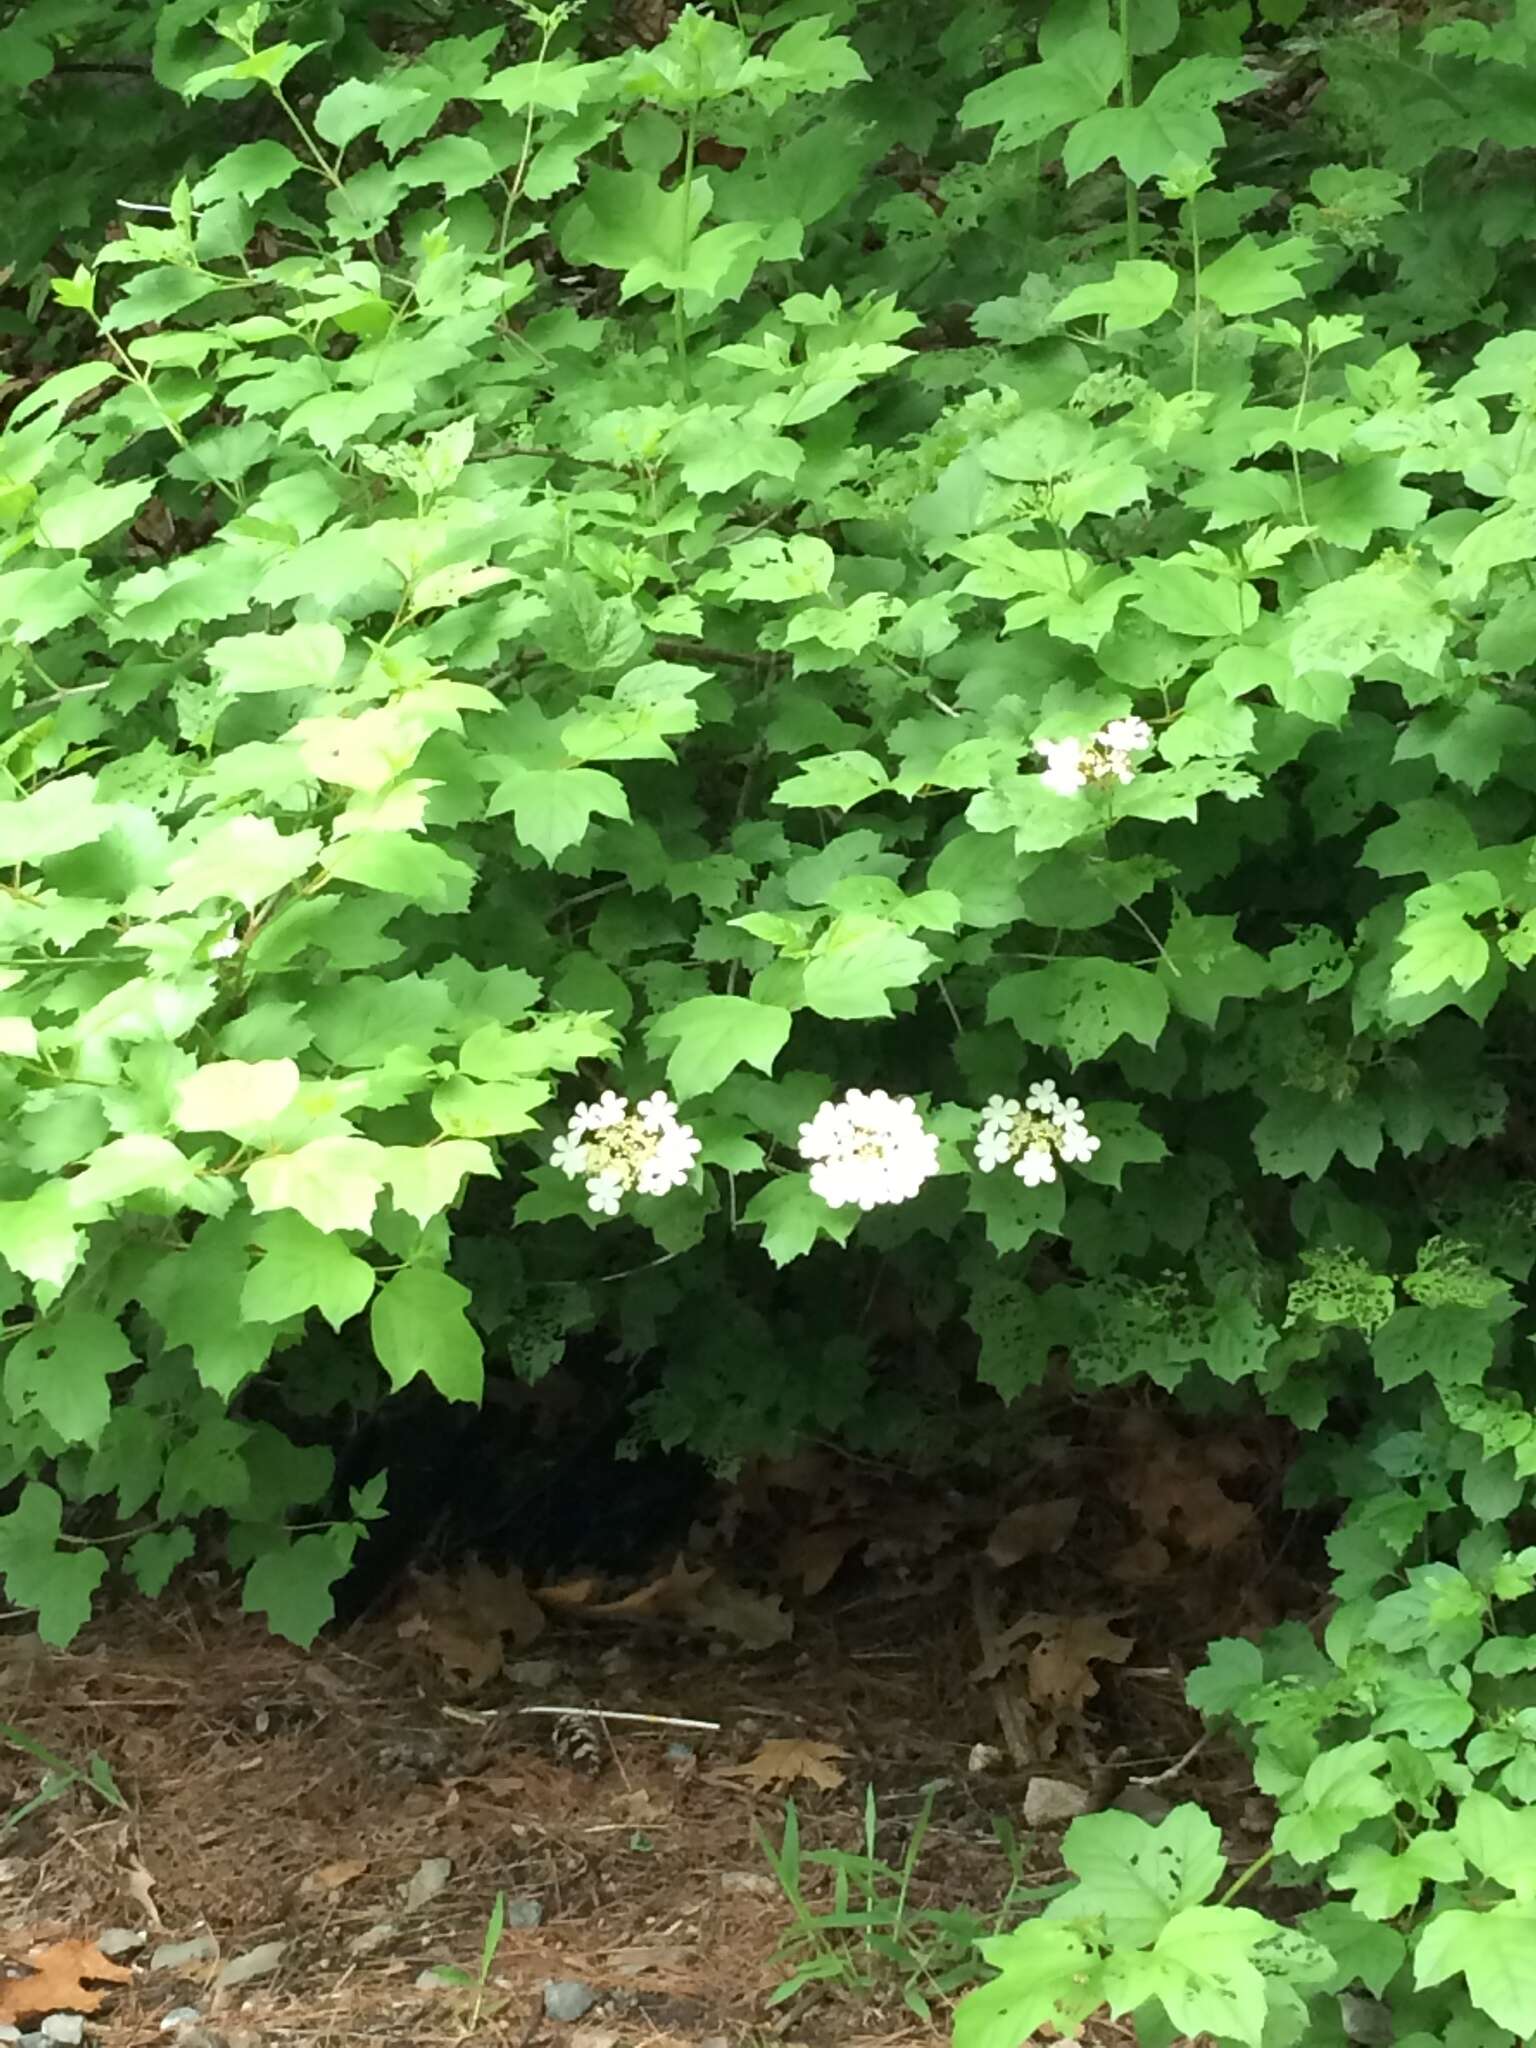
[
  {"x1": 1290, "y1": 340, "x2": 1329, "y2": 575},
  {"x1": 1119, "y1": 0, "x2": 1138, "y2": 259},
  {"x1": 1219, "y1": 1843, "x2": 1276, "y2": 1905},
  {"x1": 1189, "y1": 190, "x2": 1202, "y2": 397},
  {"x1": 499, "y1": 14, "x2": 559, "y2": 256},
  {"x1": 673, "y1": 110, "x2": 698, "y2": 395}
]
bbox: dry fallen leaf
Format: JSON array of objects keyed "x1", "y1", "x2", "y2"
[
  {"x1": 1107, "y1": 1535, "x2": 1171, "y2": 1584},
  {"x1": 780, "y1": 1525, "x2": 857, "y2": 1596},
  {"x1": 1027, "y1": 1616, "x2": 1134, "y2": 1713},
  {"x1": 302, "y1": 1858, "x2": 369, "y2": 1895},
  {"x1": 414, "y1": 1621, "x2": 502, "y2": 1689},
  {"x1": 0, "y1": 1941, "x2": 134, "y2": 2024},
  {"x1": 457, "y1": 1560, "x2": 546, "y2": 1646},
  {"x1": 583, "y1": 1555, "x2": 715, "y2": 1618},
  {"x1": 713, "y1": 1738, "x2": 850, "y2": 1792},
  {"x1": 690, "y1": 1575, "x2": 794, "y2": 1649},
  {"x1": 986, "y1": 1498, "x2": 1081, "y2": 1567}
]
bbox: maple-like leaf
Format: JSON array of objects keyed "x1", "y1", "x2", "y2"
[
  {"x1": 0, "y1": 1943, "x2": 134, "y2": 2024},
  {"x1": 713, "y1": 1738, "x2": 851, "y2": 1792}
]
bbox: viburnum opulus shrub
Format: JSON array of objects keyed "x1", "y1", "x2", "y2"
[{"x1": 8, "y1": 0, "x2": 1536, "y2": 2037}]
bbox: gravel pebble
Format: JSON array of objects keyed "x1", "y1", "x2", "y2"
[
  {"x1": 214, "y1": 1941, "x2": 287, "y2": 1991},
  {"x1": 150, "y1": 1937, "x2": 218, "y2": 1974},
  {"x1": 41, "y1": 2017, "x2": 84, "y2": 2045},
  {"x1": 543, "y1": 1981, "x2": 597, "y2": 2023},
  {"x1": 503, "y1": 1897, "x2": 542, "y2": 1930},
  {"x1": 158, "y1": 2010, "x2": 202, "y2": 2032},
  {"x1": 1023, "y1": 1775, "x2": 1092, "y2": 1827},
  {"x1": 504, "y1": 1659, "x2": 562, "y2": 1689},
  {"x1": 95, "y1": 1930, "x2": 145, "y2": 1958}
]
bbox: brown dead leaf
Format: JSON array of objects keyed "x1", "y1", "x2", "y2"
[
  {"x1": 1174, "y1": 1473, "x2": 1255, "y2": 1551},
  {"x1": 0, "y1": 1942, "x2": 134, "y2": 2024},
  {"x1": 415, "y1": 1621, "x2": 502, "y2": 1689},
  {"x1": 122, "y1": 1856, "x2": 163, "y2": 1933},
  {"x1": 780, "y1": 1525, "x2": 857, "y2": 1596},
  {"x1": 986, "y1": 1498, "x2": 1080, "y2": 1567},
  {"x1": 534, "y1": 1575, "x2": 604, "y2": 1610},
  {"x1": 712, "y1": 1739, "x2": 850, "y2": 1793},
  {"x1": 690, "y1": 1575, "x2": 793, "y2": 1648},
  {"x1": 458, "y1": 1560, "x2": 545, "y2": 1646},
  {"x1": 1107, "y1": 1535, "x2": 1171, "y2": 1584},
  {"x1": 584, "y1": 1555, "x2": 714, "y2": 1618},
  {"x1": 302, "y1": 1858, "x2": 369, "y2": 1895},
  {"x1": 1027, "y1": 1617, "x2": 1134, "y2": 1713}
]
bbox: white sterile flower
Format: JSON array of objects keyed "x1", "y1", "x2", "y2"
[
  {"x1": 799, "y1": 1088, "x2": 940, "y2": 1212},
  {"x1": 1037, "y1": 737, "x2": 1087, "y2": 796},
  {"x1": 975, "y1": 1125, "x2": 1013, "y2": 1173},
  {"x1": 1099, "y1": 715, "x2": 1152, "y2": 754},
  {"x1": 1050, "y1": 1094, "x2": 1087, "y2": 1132},
  {"x1": 210, "y1": 933, "x2": 240, "y2": 960},
  {"x1": 1057, "y1": 1123, "x2": 1101, "y2": 1165},
  {"x1": 973, "y1": 1080, "x2": 1102, "y2": 1184},
  {"x1": 551, "y1": 1133, "x2": 589, "y2": 1178},
  {"x1": 560, "y1": 1087, "x2": 700, "y2": 1215},
  {"x1": 1014, "y1": 1145, "x2": 1057, "y2": 1187}
]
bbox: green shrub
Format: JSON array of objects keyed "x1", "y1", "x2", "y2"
[{"x1": 8, "y1": 0, "x2": 1536, "y2": 2038}]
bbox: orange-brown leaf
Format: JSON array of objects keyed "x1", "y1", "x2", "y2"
[
  {"x1": 0, "y1": 1942, "x2": 134, "y2": 2023},
  {"x1": 712, "y1": 1738, "x2": 850, "y2": 1793}
]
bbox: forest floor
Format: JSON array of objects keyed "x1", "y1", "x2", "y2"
[{"x1": 0, "y1": 1416, "x2": 1312, "y2": 2048}]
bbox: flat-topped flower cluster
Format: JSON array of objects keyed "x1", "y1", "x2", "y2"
[
  {"x1": 551, "y1": 1080, "x2": 1101, "y2": 1218},
  {"x1": 1038, "y1": 715, "x2": 1153, "y2": 796}
]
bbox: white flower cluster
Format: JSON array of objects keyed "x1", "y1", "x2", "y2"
[
  {"x1": 1037, "y1": 715, "x2": 1153, "y2": 797},
  {"x1": 552, "y1": 1090, "x2": 701, "y2": 1216},
  {"x1": 797, "y1": 1088, "x2": 940, "y2": 1212},
  {"x1": 975, "y1": 1081, "x2": 1100, "y2": 1186}
]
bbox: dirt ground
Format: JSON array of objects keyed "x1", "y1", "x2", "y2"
[{"x1": 0, "y1": 1421, "x2": 1308, "y2": 2048}]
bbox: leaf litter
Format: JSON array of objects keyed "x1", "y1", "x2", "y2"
[{"x1": 0, "y1": 1407, "x2": 1305, "y2": 2047}]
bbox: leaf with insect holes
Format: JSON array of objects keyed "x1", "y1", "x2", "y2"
[{"x1": 713, "y1": 1738, "x2": 851, "y2": 1792}]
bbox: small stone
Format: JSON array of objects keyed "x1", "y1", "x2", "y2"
[
  {"x1": 1023, "y1": 1775, "x2": 1092, "y2": 1827},
  {"x1": 402, "y1": 1856, "x2": 452, "y2": 1911},
  {"x1": 1112, "y1": 1784, "x2": 1173, "y2": 1825},
  {"x1": 41, "y1": 2017, "x2": 83, "y2": 2045},
  {"x1": 504, "y1": 1659, "x2": 562, "y2": 1689},
  {"x1": 719, "y1": 1871, "x2": 776, "y2": 1897},
  {"x1": 597, "y1": 1648, "x2": 633, "y2": 1676},
  {"x1": 150, "y1": 1936, "x2": 218, "y2": 1973},
  {"x1": 664, "y1": 1741, "x2": 694, "y2": 1763},
  {"x1": 543, "y1": 1981, "x2": 598, "y2": 2023},
  {"x1": 415, "y1": 1968, "x2": 461, "y2": 1991},
  {"x1": 215, "y1": 1942, "x2": 286, "y2": 1992},
  {"x1": 503, "y1": 1897, "x2": 542, "y2": 1930},
  {"x1": 95, "y1": 1929, "x2": 145, "y2": 1958},
  {"x1": 348, "y1": 1922, "x2": 397, "y2": 1959},
  {"x1": 967, "y1": 1743, "x2": 1003, "y2": 1774},
  {"x1": 0, "y1": 2028, "x2": 22, "y2": 2046},
  {"x1": 158, "y1": 2010, "x2": 201, "y2": 2033},
  {"x1": 698, "y1": 2037, "x2": 729, "y2": 2048}
]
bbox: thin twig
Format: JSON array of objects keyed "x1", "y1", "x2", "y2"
[
  {"x1": 1129, "y1": 1728, "x2": 1211, "y2": 1788},
  {"x1": 516, "y1": 1705, "x2": 722, "y2": 1732}
]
